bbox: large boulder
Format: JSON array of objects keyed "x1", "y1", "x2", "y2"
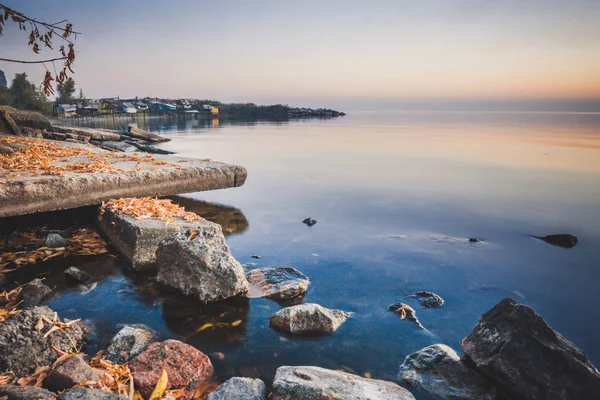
[
  {"x1": 156, "y1": 229, "x2": 249, "y2": 302},
  {"x1": 47, "y1": 125, "x2": 121, "y2": 141},
  {"x1": 128, "y1": 339, "x2": 214, "y2": 400},
  {"x1": 97, "y1": 209, "x2": 210, "y2": 270},
  {"x1": 0, "y1": 106, "x2": 50, "y2": 138},
  {"x1": 43, "y1": 354, "x2": 99, "y2": 392},
  {"x1": 462, "y1": 297, "x2": 600, "y2": 400},
  {"x1": 57, "y1": 388, "x2": 126, "y2": 399},
  {"x1": 0, "y1": 385, "x2": 56, "y2": 400},
  {"x1": 247, "y1": 267, "x2": 309, "y2": 300},
  {"x1": 398, "y1": 344, "x2": 495, "y2": 400},
  {"x1": 103, "y1": 325, "x2": 155, "y2": 364},
  {"x1": 271, "y1": 366, "x2": 416, "y2": 400},
  {"x1": 0, "y1": 306, "x2": 87, "y2": 378},
  {"x1": 269, "y1": 303, "x2": 348, "y2": 335},
  {"x1": 207, "y1": 377, "x2": 266, "y2": 400}
]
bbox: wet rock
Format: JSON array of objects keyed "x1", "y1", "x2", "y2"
[
  {"x1": 0, "y1": 385, "x2": 56, "y2": 399},
  {"x1": 64, "y1": 266, "x2": 91, "y2": 283},
  {"x1": 468, "y1": 238, "x2": 480, "y2": 243},
  {"x1": 156, "y1": 230, "x2": 249, "y2": 303},
  {"x1": 302, "y1": 217, "x2": 317, "y2": 227},
  {"x1": 19, "y1": 279, "x2": 52, "y2": 306},
  {"x1": 104, "y1": 325, "x2": 155, "y2": 364},
  {"x1": 90, "y1": 140, "x2": 137, "y2": 153},
  {"x1": 269, "y1": 303, "x2": 348, "y2": 335},
  {"x1": 129, "y1": 339, "x2": 214, "y2": 400},
  {"x1": 247, "y1": 267, "x2": 309, "y2": 300},
  {"x1": 251, "y1": 254, "x2": 261, "y2": 259},
  {"x1": 43, "y1": 354, "x2": 98, "y2": 392},
  {"x1": 97, "y1": 209, "x2": 215, "y2": 270},
  {"x1": 0, "y1": 306, "x2": 87, "y2": 378},
  {"x1": 462, "y1": 297, "x2": 600, "y2": 400},
  {"x1": 124, "y1": 140, "x2": 174, "y2": 154},
  {"x1": 46, "y1": 233, "x2": 66, "y2": 248},
  {"x1": 410, "y1": 291, "x2": 445, "y2": 308},
  {"x1": 271, "y1": 366, "x2": 416, "y2": 400},
  {"x1": 398, "y1": 344, "x2": 496, "y2": 400},
  {"x1": 388, "y1": 303, "x2": 424, "y2": 328},
  {"x1": 207, "y1": 377, "x2": 266, "y2": 400},
  {"x1": 57, "y1": 388, "x2": 127, "y2": 399},
  {"x1": 534, "y1": 233, "x2": 578, "y2": 248}
]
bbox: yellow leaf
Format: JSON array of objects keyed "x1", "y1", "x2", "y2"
[
  {"x1": 35, "y1": 317, "x2": 44, "y2": 332},
  {"x1": 231, "y1": 320, "x2": 242, "y2": 327},
  {"x1": 196, "y1": 323, "x2": 214, "y2": 332},
  {"x1": 149, "y1": 368, "x2": 168, "y2": 400},
  {"x1": 364, "y1": 372, "x2": 372, "y2": 379},
  {"x1": 133, "y1": 390, "x2": 144, "y2": 400}
]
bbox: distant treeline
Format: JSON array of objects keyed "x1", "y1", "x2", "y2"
[{"x1": 190, "y1": 100, "x2": 290, "y2": 119}]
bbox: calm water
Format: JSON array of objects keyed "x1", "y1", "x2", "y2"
[{"x1": 8, "y1": 111, "x2": 600, "y2": 398}]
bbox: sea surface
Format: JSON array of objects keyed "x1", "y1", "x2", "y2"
[{"x1": 8, "y1": 111, "x2": 600, "y2": 398}]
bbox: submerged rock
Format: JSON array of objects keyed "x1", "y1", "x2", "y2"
[
  {"x1": 129, "y1": 339, "x2": 214, "y2": 400},
  {"x1": 58, "y1": 388, "x2": 126, "y2": 399},
  {"x1": 156, "y1": 229, "x2": 249, "y2": 303},
  {"x1": 388, "y1": 303, "x2": 424, "y2": 328},
  {"x1": 247, "y1": 267, "x2": 310, "y2": 300},
  {"x1": 410, "y1": 291, "x2": 445, "y2": 308},
  {"x1": 462, "y1": 297, "x2": 600, "y2": 400},
  {"x1": 64, "y1": 266, "x2": 91, "y2": 283},
  {"x1": 271, "y1": 366, "x2": 416, "y2": 400},
  {"x1": 534, "y1": 233, "x2": 578, "y2": 248},
  {"x1": 43, "y1": 354, "x2": 99, "y2": 392},
  {"x1": 46, "y1": 233, "x2": 66, "y2": 248},
  {"x1": 302, "y1": 217, "x2": 317, "y2": 227},
  {"x1": 104, "y1": 325, "x2": 155, "y2": 364},
  {"x1": 398, "y1": 344, "x2": 495, "y2": 400},
  {"x1": 207, "y1": 377, "x2": 266, "y2": 400},
  {"x1": 269, "y1": 303, "x2": 348, "y2": 335},
  {"x1": 0, "y1": 306, "x2": 87, "y2": 378},
  {"x1": 0, "y1": 385, "x2": 56, "y2": 400},
  {"x1": 19, "y1": 279, "x2": 52, "y2": 306},
  {"x1": 468, "y1": 238, "x2": 480, "y2": 243}
]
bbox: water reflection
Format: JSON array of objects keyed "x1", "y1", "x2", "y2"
[{"x1": 167, "y1": 196, "x2": 249, "y2": 236}]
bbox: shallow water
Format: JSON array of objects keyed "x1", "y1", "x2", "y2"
[{"x1": 7, "y1": 111, "x2": 600, "y2": 397}]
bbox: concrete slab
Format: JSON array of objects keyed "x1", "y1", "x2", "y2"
[{"x1": 0, "y1": 137, "x2": 247, "y2": 218}]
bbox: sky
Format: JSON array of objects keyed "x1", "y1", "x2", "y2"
[{"x1": 1, "y1": 0, "x2": 600, "y2": 110}]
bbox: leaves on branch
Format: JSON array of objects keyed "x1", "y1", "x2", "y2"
[{"x1": 0, "y1": 4, "x2": 79, "y2": 96}]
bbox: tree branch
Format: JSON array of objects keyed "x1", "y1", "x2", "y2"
[
  {"x1": 0, "y1": 56, "x2": 67, "y2": 64},
  {"x1": 0, "y1": 4, "x2": 81, "y2": 35}
]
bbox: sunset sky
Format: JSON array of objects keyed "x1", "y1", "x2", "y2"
[{"x1": 1, "y1": 0, "x2": 599, "y2": 109}]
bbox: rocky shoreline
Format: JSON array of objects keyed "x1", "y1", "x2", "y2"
[{"x1": 1, "y1": 107, "x2": 598, "y2": 399}]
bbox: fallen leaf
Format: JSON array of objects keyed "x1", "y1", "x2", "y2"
[{"x1": 149, "y1": 368, "x2": 168, "y2": 400}]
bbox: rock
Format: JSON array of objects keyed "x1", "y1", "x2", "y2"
[
  {"x1": 409, "y1": 291, "x2": 445, "y2": 308},
  {"x1": 0, "y1": 144, "x2": 14, "y2": 154},
  {"x1": 269, "y1": 303, "x2": 348, "y2": 335},
  {"x1": 97, "y1": 209, "x2": 211, "y2": 270},
  {"x1": 207, "y1": 377, "x2": 266, "y2": 400},
  {"x1": 124, "y1": 140, "x2": 174, "y2": 154},
  {"x1": 534, "y1": 233, "x2": 578, "y2": 248},
  {"x1": 47, "y1": 125, "x2": 121, "y2": 141},
  {"x1": 0, "y1": 306, "x2": 87, "y2": 378},
  {"x1": 247, "y1": 267, "x2": 310, "y2": 300},
  {"x1": 398, "y1": 344, "x2": 496, "y2": 400},
  {"x1": 19, "y1": 279, "x2": 52, "y2": 306},
  {"x1": 0, "y1": 385, "x2": 56, "y2": 400},
  {"x1": 129, "y1": 339, "x2": 214, "y2": 400},
  {"x1": 90, "y1": 140, "x2": 137, "y2": 153},
  {"x1": 388, "y1": 303, "x2": 424, "y2": 328},
  {"x1": 64, "y1": 266, "x2": 91, "y2": 283},
  {"x1": 271, "y1": 366, "x2": 416, "y2": 400},
  {"x1": 127, "y1": 127, "x2": 170, "y2": 143},
  {"x1": 57, "y1": 388, "x2": 126, "y2": 399},
  {"x1": 251, "y1": 254, "x2": 261, "y2": 259},
  {"x1": 302, "y1": 217, "x2": 317, "y2": 227},
  {"x1": 462, "y1": 297, "x2": 600, "y2": 400},
  {"x1": 43, "y1": 354, "x2": 98, "y2": 392},
  {"x1": 468, "y1": 238, "x2": 480, "y2": 243},
  {"x1": 104, "y1": 325, "x2": 154, "y2": 364},
  {"x1": 46, "y1": 233, "x2": 66, "y2": 248},
  {"x1": 155, "y1": 229, "x2": 249, "y2": 303}
]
